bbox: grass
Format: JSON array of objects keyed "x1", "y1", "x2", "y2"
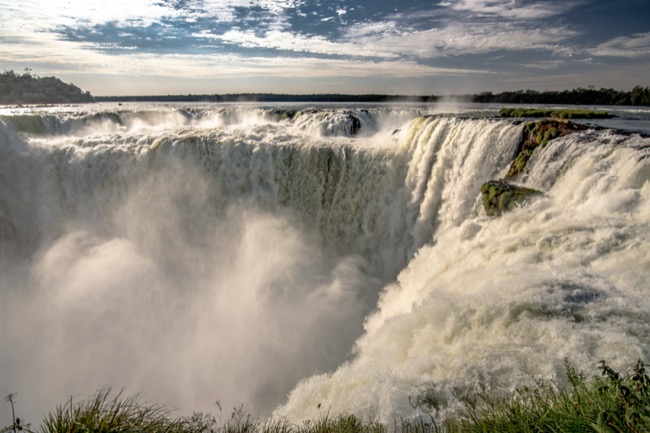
[
  {"x1": 499, "y1": 108, "x2": 612, "y2": 119},
  {"x1": 446, "y1": 359, "x2": 650, "y2": 433},
  {"x1": 3, "y1": 360, "x2": 649, "y2": 433},
  {"x1": 40, "y1": 388, "x2": 180, "y2": 433}
]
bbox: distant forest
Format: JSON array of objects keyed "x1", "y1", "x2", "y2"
[
  {"x1": 95, "y1": 93, "x2": 439, "y2": 103},
  {"x1": 1, "y1": 69, "x2": 649, "y2": 106},
  {"x1": 0, "y1": 69, "x2": 93, "y2": 104},
  {"x1": 98, "y1": 86, "x2": 650, "y2": 106},
  {"x1": 471, "y1": 86, "x2": 650, "y2": 106}
]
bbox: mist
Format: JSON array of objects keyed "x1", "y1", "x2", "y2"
[{"x1": 0, "y1": 140, "x2": 383, "y2": 422}]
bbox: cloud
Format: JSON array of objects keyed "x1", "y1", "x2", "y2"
[
  {"x1": 2, "y1": 0, "x2": 177, "y2": 31},
  {"x1": 0, "y1": 0, "x2": 582, "y2": 64},
  {"x1": 343, "y1": 21, "x2": 577, "y2": 59},
  {"x1": 590, "y1": 32, "x2": 650, "y2": 58},
  {"x1": 169, "y1": 0, "x2": 302, "y2": 29},
  {"x1": 0, "y1": 0, "x2": 301, "y2": 38},
  {"x1": 0, "y1": 0, "x2": 643, "y2": 94},
  {"x1": 192, "y1": 0, "x2": 579, "y2": 62},
  {"x1": 437, "y1": 0, "x2": 578, "y2": 20},
  {"x1": 198, "y1": 29, "x2": 398, "y2": 58},
  {"x1": 345, "y1": 21, "x2": 400, "y2": 39},
  {"x1": 199, "y1": 0, "x2": 303, "y2": 17},
  {"x1": 0, "y1": 0, "x2": 496, "y2": 84},
  {"x1": 333, "y1": 0, "x2": 581, "y2": 62},
  {"x1": 91, "y1": 53, "x2": 490, "y2": 80},
  {"x1": 522, "y1": 60, "x2": 569, "y2": 70},
  {"x1": 0, "y1": 25, "x2": 489, "y2": 81}
]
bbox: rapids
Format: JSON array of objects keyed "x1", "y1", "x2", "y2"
[{"x1": 0, "y1": 103, "x2": 648, "y2": 425}]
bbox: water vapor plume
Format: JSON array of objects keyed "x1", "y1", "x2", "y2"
[{"x1": 0, "y1": 150, "x2": 382, "y2": 421}]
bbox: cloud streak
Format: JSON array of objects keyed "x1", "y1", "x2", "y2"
[
  {"x1": 198, "y1": 29, "x2": 398, "y2": 58},
  {"x1": 437, "y1": 0, "x2": 579, "y2": 20},
  {"x1": 591, "y1": 32, "x2": 650, "y2": 58},
  {"x1": 343, "y1": 22, "x2": 577, "y2": 58}
]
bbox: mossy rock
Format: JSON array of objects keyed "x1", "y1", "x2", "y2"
[
  {"x1": 499, "y1": 108, "x2": 612, "y2": 119},
  {"x1": 505, "y1": 119, "x2": 588, "y2": 179},
  {"x1": 481, "y1": 180, "x2": 543, "y2": 216}
]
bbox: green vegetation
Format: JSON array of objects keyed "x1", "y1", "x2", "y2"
[
  {"x1": 475, "y1": 86, "x2": 650, "y2": 106},
  {"x1": 0, "y1": 69, "x2": 93, "y2": 104},
  {"x1": 95, "y1": 93, "x2": 441, "y2": 103},
  {"x1": 499, "y1": 108, "x2": 612, "y2": 119},
  {"x1": 504, "y1": 119, "x2": 587, "y2": 179},
  {"x1": 40, "y1": 388, "x2": 180, "y2": 433},
  {"x1": 3, "y1": 360, "x2": 648, "y2": 433},
  {"x1": 448, "y1": 359, "x2": 650, "y2": 433},
  {"x1": 95, "y1": 86, "x2": 650, "y2": 106},
  {"x1": 481, "y1": 180, "x2": 543, "y2": 216},
  {"x1": 536, "y1": 126, "x2": 560, "y2": 147}
]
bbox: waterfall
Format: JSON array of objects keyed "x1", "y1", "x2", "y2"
[
  {"x1": 276, "y1": 118, "x2": 650, "y2": 425},
  {"x1": 0, "y1": 105, "x2": 648, "y2": 425}
]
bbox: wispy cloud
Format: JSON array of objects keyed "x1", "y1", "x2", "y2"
[
  {"x1": 340, "y1": 0, "x2": 579, "y2": 60},
  {"x1": 343, "y1": 22, "x2": 577, "y2": 58},
  {"x1": 196, "y1": 29, "x2": 397, "y2": 58},
  {"x1": 197, "y1": 0, "x2": 303, "y2": 19},
  {"x1": 522, "y1": 60, "x2": 570, "y2": 70},
  {"x1": 590, "y1": 32, "x2": 650, "y2": 58},
  {"x1": 437, "y1": 0, "x2": 579, "y2": 20},
  {"x1": 0, "y1": 29, "x2": 489, "y2": 81},
  {"x1": 190, "y1": 0, "x2": 581, "y2": 60},
  {"x1": 1, "y1": 0, "x2": 582, "y2": 62},
  {"x1": 3, "y1": 0, "x2": 177, "y2": 31}
]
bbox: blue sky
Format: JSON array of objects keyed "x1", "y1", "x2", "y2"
[{"x1": 0, "y1": 0, "x2": 648, "y2": 96}]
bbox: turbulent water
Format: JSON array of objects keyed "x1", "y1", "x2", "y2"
[{"x1": 0, "y1": 102, "x2": 649, "y2": 425}]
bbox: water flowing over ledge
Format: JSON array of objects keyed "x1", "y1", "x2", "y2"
[{"x1": 0, "y1": 104, "x2": 649, "y2": 425}]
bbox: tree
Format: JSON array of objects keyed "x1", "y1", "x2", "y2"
[{"x1": 0, "y1": 69, "x2": 94, "y2": 104}]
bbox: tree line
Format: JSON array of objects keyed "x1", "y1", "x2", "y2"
[
  {"x1": 471, "y1": 86, "x2": 650, "y2": 106},
  {"x1": 97, "y1": 86, "x2": 650, "y2": 106},
  {"x1": 0, "y1": 69, "x2": 94, "y2": 104},
  {"x1": 1, "y1": 68, "x2": 649, "y2": 106},
  {"x1": 95, "y1": 93, "x2": 440, "y2": 103}
]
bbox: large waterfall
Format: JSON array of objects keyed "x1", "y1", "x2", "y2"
[{"x1": 0, "y1": 103, "x2": 648, "y2": 424}]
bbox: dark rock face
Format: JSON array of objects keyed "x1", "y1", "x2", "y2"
[
  {"x1": 481, "y1": 180, "x2": 543, "y2": 217},
  {"x1": 0, "y1": 212, "x2": 19, "y2": 259},
  {"x1": 505, "y1": 119, "x2": 588, "y2": 179},
  {"x1": 266, "y1": 109, "x2": 297, "y2": 122},
  {"x1": 346, "y1": 114, "x2": 361, "y2": 135}
]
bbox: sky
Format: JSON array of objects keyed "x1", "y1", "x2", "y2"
[{"x1": 0, "y1": 0, "x2": 649, "y2": 96}]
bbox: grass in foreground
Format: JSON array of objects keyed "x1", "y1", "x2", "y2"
[
  {"x1": 499, "y1": 108, "x2": 612, "y2": 119},
  {"x1": 448, "y1": 359, "x2": 650, "y2": 433},
  {"x1": 3, "y1": 360, "x2": 649, "y2": 433}
]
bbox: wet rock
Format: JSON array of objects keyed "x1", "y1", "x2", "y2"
[
  {"x1": 505, "y1": 119, "x2": 588, "y2": 179},
  {"x1": 481, "y1": 180, "x2": 543, "y2": 216},
  {"x1": 345, "y1": 114, "x2": 361, "y2": 135}
]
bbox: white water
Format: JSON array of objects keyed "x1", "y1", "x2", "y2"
[{"x1": 0, "y1": 103, "x2": 648, "y2": 425}]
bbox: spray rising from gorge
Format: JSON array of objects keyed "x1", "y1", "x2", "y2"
[{"x1": 0, "y1": 104, "x2": 649, "y2": 424}]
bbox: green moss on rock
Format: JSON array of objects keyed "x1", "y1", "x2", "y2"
[
  {"x1": 499, "y1": 108, "x2": 612, "y2": 119},
  {"x1": 505, "y1": 119, "x2": 588, "y2": 179},
  {"x1": 481, "y1": 180, "x2": 543, "y2": 216}
]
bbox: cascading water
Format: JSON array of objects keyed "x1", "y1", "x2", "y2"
[
  {"x1": 277, "y1": 116, "x2": 650, "y2": 425},
  {"x1": 0, "y1": 103, "x2": 648, "y2": 426}
]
